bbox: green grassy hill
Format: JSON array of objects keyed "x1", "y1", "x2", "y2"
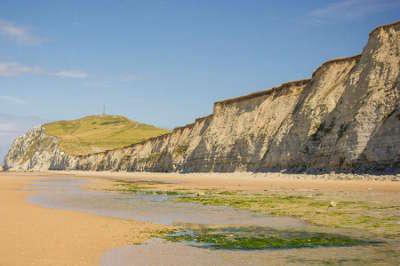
[{"x1": 43, "y1": 115, "x2": 169, "y2": 156}]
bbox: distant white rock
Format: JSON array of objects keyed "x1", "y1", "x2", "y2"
[{"x1": 0, "y1": 114, "x2": 43, "y2": 165}]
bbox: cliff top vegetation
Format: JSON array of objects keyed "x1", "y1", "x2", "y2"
[{"x1": 43, "y1": 115, "x2": 168, "y2": 155}]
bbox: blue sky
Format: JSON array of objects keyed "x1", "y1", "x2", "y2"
[{"x1": 0, "y1": 0, "x2": 399, "y2": 129}]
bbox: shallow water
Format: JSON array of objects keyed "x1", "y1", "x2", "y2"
[
  {"x1": 29, "y1": 177, "x2": 307, "y2": 228},
  {"x1": 101, "y1": 238, "x2": 272, "y2": 266},
  {"x1": 27, "y1": 177, "x2": 383, "y2": 266}
]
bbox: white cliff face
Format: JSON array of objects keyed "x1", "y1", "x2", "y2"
[
  {"x1": 306, "y1": 23, "x2": 400, "y2": 170},
  {"x1": 4, "y1": 21, "x2": 400, "y2": 172},
  {"x1": 4, "y1": 127, "x2": 70, "y2": 171}
]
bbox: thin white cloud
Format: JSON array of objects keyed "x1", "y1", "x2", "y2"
[
  {"x1": 0, "y1": 61, "x2": 88, "y2": 79},
  {"x1": 309, "y1": 0, "x2": 400, "y2": 23},
  {"x1": 0, "y1": 62, "x2": 43, "y2": 77},
  {"x1": 0, "y1": 19, "x2": 44, "y2": 45},
  {"x1": 54, "y1": 70, "x2": 88, "y2": 79},
  {"x1": 0, "y1": 95, "x2": 26, "y2": 104}
]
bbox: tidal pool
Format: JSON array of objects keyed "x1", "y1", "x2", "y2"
[
  {"x1": 101, "y1": 238, "x2": 274, "y2": 266},
  {"x1": 27, "y1": 177, "x2": 379, "y2": 266},
  {"x1": 28, "y1": 177, "x2": 307, "y2": 228}
]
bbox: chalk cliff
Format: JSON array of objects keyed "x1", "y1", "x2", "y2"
[{"x1": 4, "y1": 21, "x2": 400, "y2": 172}]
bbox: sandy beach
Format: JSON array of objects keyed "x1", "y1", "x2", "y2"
[
  {"x1": 1, "y1": 170, "x2": 399, "y2": 265},
  {"x1": 0, "y1": 172, "x2": 163, "y2": 266}
]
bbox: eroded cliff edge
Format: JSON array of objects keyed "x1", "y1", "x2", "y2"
[{"x1": 5, "y1": 21, "x2": 400, "y2": 172}]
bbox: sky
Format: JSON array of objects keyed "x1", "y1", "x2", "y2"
[{"x1": 0, "y1": 0, "x2": 399, "y2": 130}]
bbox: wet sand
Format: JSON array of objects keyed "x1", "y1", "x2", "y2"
[
  {"x1": 100, "y1": 238, "x2": 397, "y2": 266},
  {"x1": 63, "y1": 170, "x2": 400, "y2": 193},
  {"x1": 0, "y1": 172, "x2": 163, "y2": 266},
  {"x1": 28, "y1": 177, "x2": 307, "y2": 228}
]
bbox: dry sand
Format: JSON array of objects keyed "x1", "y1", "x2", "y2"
[{"x1": 0, "y1": 172, "x2": 163, "y2": 266}]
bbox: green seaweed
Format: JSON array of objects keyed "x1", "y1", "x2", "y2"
[
  {"x1": 111, "y1": 182, "x2": 400, "y2": 237},
  {"x1": 113, "y1": 181, "x2": 191, "y2": 196},
  {"x1": 163, "y1": 227, "x2": 371, "y2": 250},
  {"x1": 176, "y1": 192, "x2": 400, "y2": 237}
]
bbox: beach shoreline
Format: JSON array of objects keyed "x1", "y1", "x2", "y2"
[
  {"x1": 48, "y1": 170, "x2": 400, "y2": 193},
  {"x1": 0, "y1": 172, "x2": 163, "y2": 266},
  {"x1": 1, "y1": 170, "x2": 399, "y2": 265}
]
